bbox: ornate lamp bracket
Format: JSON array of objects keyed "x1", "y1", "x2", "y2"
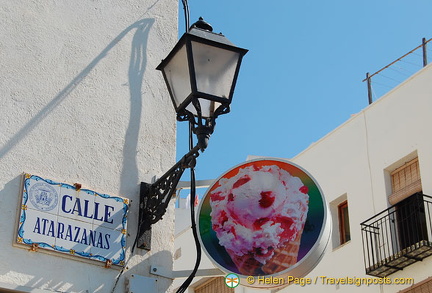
[{"x1": 136, "y1": 145, "x2": 200, "y2": 250}]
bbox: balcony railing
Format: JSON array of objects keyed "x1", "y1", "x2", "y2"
[{"x1": 361, "y1": 193, "x2": 432, "y2": 277}]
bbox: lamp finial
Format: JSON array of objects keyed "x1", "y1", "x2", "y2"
[{"x1": 190, "y1": 17, "x2": 213, "y2": 32}]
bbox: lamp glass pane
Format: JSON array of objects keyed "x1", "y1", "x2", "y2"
[
  {"x1": 163, "y1": 43, "x2": 191, "y2": 109},
  {"x1": 191, "y1": 41, "x2": 240, "y2": 100},
  {"x1": 185, "y1": 99, "x2": 221, "y2": 118},
  {"x1": 186, "y1": 99, "x2": 221, "y2": 118}
]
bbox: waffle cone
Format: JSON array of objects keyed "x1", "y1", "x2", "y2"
[
  {"x1": 261, "y1": 231, "x2": 303, "y2": 274},
  {"x1": 226, "y1": 249, "x2": 263, "y2": 275}
]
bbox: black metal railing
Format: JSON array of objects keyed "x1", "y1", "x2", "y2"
[{"x1": 361, "y1": 193, "x2": 432, "y2": 277}]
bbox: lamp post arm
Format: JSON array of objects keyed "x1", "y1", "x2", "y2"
[
  {"x1": 136, "y1": 145, "x2": 200, "y2": 249},
  {"x1": 149, "y1": 144, "x2": 200, "y2": 225}
]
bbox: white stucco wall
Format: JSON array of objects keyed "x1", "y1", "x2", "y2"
[
  {"x1": 173, "y1": 62, "x2": 432, "y2": 292},
  {"x1": 0, "y1": 1, "x2": 178, "y2": 292}
]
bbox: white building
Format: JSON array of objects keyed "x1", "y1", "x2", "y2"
[
  {"x1": 0, "y1": 1, "x2": 178, "y2": 292},
  {"x1": 173, "y1": 46, "x2": 432, "y2": 292}
]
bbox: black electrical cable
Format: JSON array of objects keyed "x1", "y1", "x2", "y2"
[
  {"x1": 175, "y1": 121, "x2": 202, "y2": 293},
  {"x1": 175, "y1": 2, "x2": 202, "y2": 290},
  {"x1": 182, "y1": 0, "x2": 190, "y2": 32}
]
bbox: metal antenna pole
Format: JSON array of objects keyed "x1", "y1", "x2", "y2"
[{"x1": 366, "y1": 72, "x2": 373, "y2": 105}]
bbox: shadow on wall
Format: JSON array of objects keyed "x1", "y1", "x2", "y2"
[
  {"x1": 0, "y1": 17, "x2": 154, "y2": 163},
  {"x1": 0, "y1": 14, "x2": 176, "y2": 292},
  {"x1": 120, "y1": 18, "x2": 153, "y2": 198}
]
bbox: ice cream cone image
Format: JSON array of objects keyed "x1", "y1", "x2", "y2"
[
  {"x1": 262, "y1": 229, "x2": 304, "y2": 274},
  {"x1": 226, "y1": 249, "x2": 264, "y2": 275},
  {"x1": 209, "y1": 164, "x2": 309, "y2": 275}
]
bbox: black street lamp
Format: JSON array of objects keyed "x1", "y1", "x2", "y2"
[
  {"x1": 136, "y1": 17, "x2": 247, "y2": 250},
  {"x1": 157, "y1": 17, "x2": 248, "y2": 150}
]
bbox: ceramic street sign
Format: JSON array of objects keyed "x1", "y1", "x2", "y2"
[{"x1": 17, "y1": 173, "x2": 129, "y2": 266}]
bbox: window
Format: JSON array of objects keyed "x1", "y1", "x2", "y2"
[
  {"x1": 395, "y1": 193, "x2": 428, "y2": 250},
  {"x1": 389, "y1": 157, "x2": 427, "y2": 250},
  {"x1": 389, "y1": 157, "x2": 422, "y2": 205},
  {"x1": 330, "y1": 195, "x2": 351, "y2": 248},
  {"x1": 338, "y1": 201, "x2": 351, "y2": 245}
]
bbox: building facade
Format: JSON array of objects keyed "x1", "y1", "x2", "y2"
[
  {"x1": 0, "y1": 1, "x2": 178, "y2": 292},
  {"x1": 173, "y1": 53, "x2": 432, "y2": 292}
]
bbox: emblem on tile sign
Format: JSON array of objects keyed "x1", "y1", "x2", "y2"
[{"x1": 29, "y1": 182, "x2": 58, "y2": 211}]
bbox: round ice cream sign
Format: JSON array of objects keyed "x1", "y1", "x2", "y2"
[{"x1": 197, "y1": 159, "x2": 330, "y2": 289}]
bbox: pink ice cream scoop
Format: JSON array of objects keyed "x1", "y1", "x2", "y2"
[{"x1": 210, "y1": 164, "x2": 309, "y2": 269}]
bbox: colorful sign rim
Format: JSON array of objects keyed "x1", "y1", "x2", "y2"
[{"x1": 197, "y1": 158, "x2": 330, "y2": 288}]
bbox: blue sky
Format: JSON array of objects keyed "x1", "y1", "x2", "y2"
[{"x1": 175, "y1": 0, "x2": 432, "y2": 186}]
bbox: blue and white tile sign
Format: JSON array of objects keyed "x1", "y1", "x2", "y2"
[{"x1": 17, "y1": 173, "x2": 129, "y2": 266}]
